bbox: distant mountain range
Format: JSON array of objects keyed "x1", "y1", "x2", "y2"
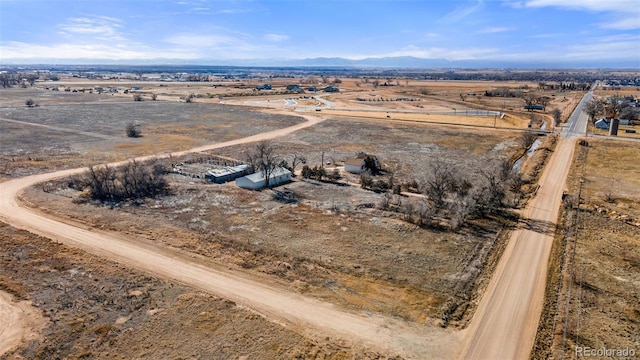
[{"x1": 2, "y1": 56, "x2": 638, "y2": 69}]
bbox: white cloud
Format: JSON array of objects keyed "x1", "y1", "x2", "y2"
[
  {"x1": 479, "y1": 27, "x2": 513, "y2": 33},
  {"x1": 57, "y1": 16, "x2": 128, "y2": 42},
  {"x1": 524, "y1": 0, "x2": 640, "y2": 29},
  {"x1": 524, "y1": 0, "x2": 632, "y2": 12},
  {"x1": 263, "y1": 33, "x2": 289, "y2": 42},
  {"x1": 440, "y1": 0, "x2": 484, "y2": 23}
]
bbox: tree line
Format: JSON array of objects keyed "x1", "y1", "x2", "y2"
[
  {"x1": 74, "y1": 160, "x2": 169, "y2": 202},
  {"x1": 377, "y1": 159, "x2": 523, "y2": 230}
]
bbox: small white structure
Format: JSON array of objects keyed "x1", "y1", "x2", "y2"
[
  {"x1": 344, "y1": 158, "x2": 367, "y2": 174},
  {"x1": 236, "y1": 167, "x2": 292, "y2": 190}
]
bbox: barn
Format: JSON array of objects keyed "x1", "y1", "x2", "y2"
[{"x1": 236, "y1": 167, "x2": 292, "y2": 190}]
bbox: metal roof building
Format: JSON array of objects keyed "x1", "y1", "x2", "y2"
[
  {"x1": 236, "y1": 167, "x2": 292, "y2": 190},
  {"x1": 205, "y1": 164, "x2": 250, "y2": 184}
]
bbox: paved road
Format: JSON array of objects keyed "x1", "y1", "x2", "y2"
[
  {"x1": 0, "y1": 113, "x2": 458, "y2": 359},
  {"x1": 457, "y1": 87, "x2": 593, "y2": 359}
]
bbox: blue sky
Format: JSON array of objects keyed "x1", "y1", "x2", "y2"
[{"x1": 1, "y1": 0, "x2": 639, "y2": 66}]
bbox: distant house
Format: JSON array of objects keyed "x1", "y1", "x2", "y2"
[
  {"x1": 344, "y1": 158, "x2": 366, "y2": 174},
  {"x1": 307, "y1": 86, "x2": 317, "y2": 92},
  {"x1": 324, "y1": 85, "x2": 339, "y2": 93},
  {"x1": 595, "y1": 118, "x2": 611, "y2": 130},
  {"x1": 344, "y1": 153, "x2": 380, "y2": 174},
  {"x1": 524, "y1": 104, "x2": 544, "y2": 111},
  {"x1": 256, "y1": 84, "x2": 272, "y2": 91},
  {"x1": 205, "y1": 164, "x2": 249, "y2": 184},
  {"x1": 236, "y1": 167, "x2": 292, "y2": 190},
  {"x1": 131, "y1": 86, "x2": 142, "y2": 91},
  {"x1": 286, "y1": 84, "x2": 304, "y2": 93}
]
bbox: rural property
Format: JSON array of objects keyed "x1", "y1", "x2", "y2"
[{"x1": 1, "y1": 66, "x2": 639, "y2": 360}]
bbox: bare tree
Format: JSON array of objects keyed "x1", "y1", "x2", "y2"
[
  {"x1": 290, "y1": 154, "x2": 306, "y2": 176},
  {"x1": 246, "y1": 141, "x2": 279, "y2": 188},
  {"x1": 25, "y1": 99, "x2": 37, "y2": 107},
  {"x1": 551, "y1": 108, "x2": 562, "y2": 127},
  {"x1": 151, "y1": 93, "x2": 157, "y2": 101},
  {"x1": 509, "y1": 170, "x2": 525, "y2": 206},
  {"x1": 520, "y1": 130, "x2": 537, "y2": 149},
  {"x1": 584, "y1": 98, "x2": 604, "y2": 124},
  {"x1": 522, "y1": 93, "x2": 538, "y2": 111},
  {"x1": 537, "y1": 96, "x2": 551, "y2": 111},
  {"x1": 25, "y1": 74, "x2": 39, "y2": 86},
  {"x1": 133, "y1": 94, "x2": 143, "y2": 101},
  {"x1": 417, "y1": 199, "x2": 437, "y2": 227},
  {"x1": 474, "y1": 162, "x2": 508, "y2": 215},
  {"x1": 399, "y1": 198, "x2": 415, "y2": 222},
  {"x1": 449, "y1": 193, "x2": 475, "y2": 230},
  {"x1": 605, "y1": 95, "x2": 625, "y2": 119},
  {"x1": 423, "y1": 160, "x2": 456, "y2": 210}
]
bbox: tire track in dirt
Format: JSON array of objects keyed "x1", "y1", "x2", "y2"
[
  {"x1": 0, "y1": 116, "x2": 119, "y2": 140},
  {"x1": 0, "y1": 291, "x2": 45, "y2": 356}
]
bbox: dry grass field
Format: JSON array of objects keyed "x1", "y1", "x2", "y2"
[
  {"x1": 0, "y1": 89, "x2": 303, "y2": 179},
  {"x1": 532, "y1": 139, "x2": 640, "y2": 359},
  {"x1": 0, "y1": 221, "x2": 397, "y2": 359}
]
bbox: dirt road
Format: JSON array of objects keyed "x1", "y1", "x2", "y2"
[
  {"x1": 0, "y1": 291, "x2": 44, "y2": 355},
  {"x1": 457, "y1": 89, "x2": 592, "y2": 359},
  {"x1": 0, "y1": 113, "x2": 459, "y2": 358}
]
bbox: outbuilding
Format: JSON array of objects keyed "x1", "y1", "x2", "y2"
[
  {"x1": 236, "y1": 167, "x2": 292, "y2": 190},
  {"x1": 595, "y1": 118, "x2": 611, "y2": 130},
  {"x1": 344, "y1": 158, "x2": 367, "y2": 174},
  {"x1": 205, "y1": 164, "x2": 249, "y2": 184}
]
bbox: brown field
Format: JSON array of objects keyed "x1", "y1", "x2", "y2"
[
  {"x1": 0, "y1": 221, "x2": 397, "y2": 359},
  {"x1": 595, "y1": 87, "x2": 640, "y2": 98},
  {"x1": 0, "y1": 89, "x2": 304, "y2": 179},
  {"x1": 533, "y1": 139, "x2": 640, "y2": 359},
  {"x1": 590, "y1": 124, "x2": 640, "y2": 140}
]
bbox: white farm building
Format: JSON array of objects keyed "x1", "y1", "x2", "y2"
[
  {"x1": 344, "y1": 158, "x2": 367, "y2": 174},
  {"x1": 236, "y1": 167, "x2": 292, "y2": 190}
]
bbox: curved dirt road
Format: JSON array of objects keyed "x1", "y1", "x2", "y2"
[
  {"x1": 457, "y1": 89, "x2": 592, "y2": 359},
  {"x1": 0, "y1": 113, "x2": 458, "y2": 359}
]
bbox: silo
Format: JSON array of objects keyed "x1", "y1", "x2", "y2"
[{"x1": 609, "y1": 118, "x2": 619, "y2": 136}]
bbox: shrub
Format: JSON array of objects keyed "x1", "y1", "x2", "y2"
[{"x1": 125, "y1": 122, "x2": 141, "y2": 138}]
